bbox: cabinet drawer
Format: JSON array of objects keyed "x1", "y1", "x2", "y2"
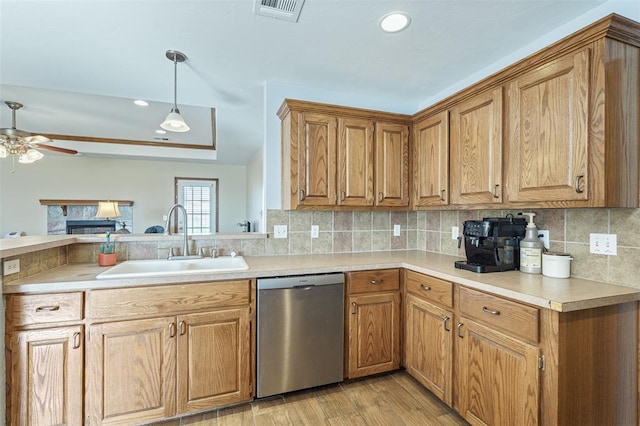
[
  {"x1": 405, "y1": 270, "x2": 452, "y2": 308},
  {"x1": 7, "y1": 292, "x2": 83, "y2": 326},
  {"x1": 87, "y1": 280, "x2": 251, "y2": 320},
  {"x1": 458, "y1": 286, "x2": 539, "y2": 343},
  {"x1": 348, "y1": 269, "x2": 399, "y2": 294}
]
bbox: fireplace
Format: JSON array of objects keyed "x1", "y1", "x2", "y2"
[{"x1": 66, "y1": 220, "x2": 116, "y2": 235}]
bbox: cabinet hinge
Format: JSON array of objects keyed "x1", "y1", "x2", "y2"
[{"x1": 538, "y1": 355, "x2": 545, "y2": 371}]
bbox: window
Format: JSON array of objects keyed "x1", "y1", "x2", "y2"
[{"x1": 175, "y1": 177, "x2": 219, "y2": 234}]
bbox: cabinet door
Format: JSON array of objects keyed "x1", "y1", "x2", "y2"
[
  {"x1": 450, "y1": 88, "x2": 503, "y2": 205},
  {"x1": 413, "y1": 111, "x2": 450, "y2": 207},
  {"x1": 405, "y1": 294, "x2": 453, "y2": 405},
  {"x1": 10, "y1": 326, "x2": 83, "y2": 426},
  {"x1": 507, "y1": 48, "x2": 590, "y2": 202},
  {"x1": 347, "y1": 292, "x2": 400, "y2": 378},
  {"x1": 177, "y1": 307, "x2": 251, "y2": 413},
  {"x1": 375, "y1": 122, "x2": 410, "y2": 207},
  {"x1": 87, "y1": 317, "x2": 177, "y2": 425},
  {"x1": 456, "y1": 317, "x2": 539, "y2": 426},
  {"x1": 337, "y1": 117, "x2": 374, "y2": 206},
  {"x1": 297, "y1": 112, "x2": 337, "y2": 206}
]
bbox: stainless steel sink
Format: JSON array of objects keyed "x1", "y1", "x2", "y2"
[{"x1": 96, "y1": 256, "x2": 249, "y2": 279}]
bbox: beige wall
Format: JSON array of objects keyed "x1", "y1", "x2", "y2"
[{"x1": 0, "y1": 155, "x2": 248, "y2": 236}]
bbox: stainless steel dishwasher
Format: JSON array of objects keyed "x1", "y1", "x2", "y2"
[{"x1": 256, "y1": 273, "x2": 344, "y2": 398}]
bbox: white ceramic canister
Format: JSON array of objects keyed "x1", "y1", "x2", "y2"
[{"x1": 542, "y1": 252, "x2": 573, "y2": 278}]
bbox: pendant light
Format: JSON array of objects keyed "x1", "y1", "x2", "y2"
[{"x1": 160, "y1": 50, "x2": 190, "y2": 132}]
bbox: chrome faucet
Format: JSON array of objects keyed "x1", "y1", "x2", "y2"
[{"x1": 163, "y1": 203, "x2": 201, "y2": 260}]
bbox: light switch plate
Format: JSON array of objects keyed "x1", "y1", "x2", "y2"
[
  {"x1": 590, "y1": 233, "x2": 617, "y2": 255},
  {"x1": 393, "y1": 224, "x2": 401, "y2": 236},
  {"x1": 311, "y1": 225, "x2": 319, "y2": 238},
  {"x1": 274, "y1": 225, "x2": 288, "y2": 239}
]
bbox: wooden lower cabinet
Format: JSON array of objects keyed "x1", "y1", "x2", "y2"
[
  {"x1": 456, "y1": 317, "x2": 540, "y2": 426},
  {"x1": 87, "y1": 308, "x2": 251, "y2": 425},
  {"x1": 346, "y1": 269, "x2": 401, "y2": 379},
  {"x1": 405, "y1": 294, "x2": 453, "y2": 405},
  {"x1": 9, "y1": 326, "x2": 84, "y2": 426}
]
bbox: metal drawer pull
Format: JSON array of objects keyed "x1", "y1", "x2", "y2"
[
  {"x1": 456, "y1": 322, "x2": 464, "y2": 338},
  {"x1": 440, "y1": 189, "x2": 446, "y2": 201},
  {"x1": 36, "y1": 305, "x2": 60, "y2": 312},
  {"x1": 493, "y1": 184, "x2": 500, "y2": 198},
  {"x1": 351, "y1": 302, "x2": 357, "y2": 314},
  {"x1": 299, "y1": 189, "x2": 306, "y2": 201},
  {"x1": 169, "y1": 322, "x2": 176, "y2": 338},
  {"x1": 370, "y1": 279, "x2": 383, "y2": 285},
  {"x1": 341, "y1": 191, "x2": 346, "y2": 201},
  {"x1": 72, "y1": 332, "x2": 81, "y2": 349},
  {"x1": 378, "y1": 192, "x2": 384, "y2": 202},
  {"x1": 575, "y1": 175, "x2": 585, "y2": 193},
  {"x1": 179, "y1": 321, "x2": 186, "y2": 336},
  {"x1": 420, "y1": 284, "x2": 431, "y2": 291},
  {"x1": 482, "y1": 307, "x2": 501, "y2": 315},
  {"x1": 443, "y1": 316, "x2": 450, "y2": 332}
]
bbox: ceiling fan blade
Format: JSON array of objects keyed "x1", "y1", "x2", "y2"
[{"x1": 35, "y1": 143, "x2": 78, "y2": 155}]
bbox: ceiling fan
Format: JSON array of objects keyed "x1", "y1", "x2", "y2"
[{"x1": 0, "y1": 100, "x2": 78, "y2": 163}]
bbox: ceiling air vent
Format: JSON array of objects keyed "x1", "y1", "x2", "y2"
[{"x1": 254, "y1": 0, "x2": 305, "y2": 22}]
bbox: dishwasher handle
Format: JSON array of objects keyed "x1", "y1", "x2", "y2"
[{"x1": 293, "y1": 284, "x2": 315, "y2": 290}]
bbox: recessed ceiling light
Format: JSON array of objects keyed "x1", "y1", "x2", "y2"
[
  {"x1": 155, "y1": 129, "x2": 167, "y2": 134},
  {"x1": 134, "y1": 100, "x2": 149, "y2": 106},
  {"x1": 379, "y1": 12, "x2": 411, "y2": 33}
]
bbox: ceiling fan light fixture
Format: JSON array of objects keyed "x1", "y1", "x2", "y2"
[
  {"x1": 0, "y1": 145, "x2": 7, "y2": 158},
  {"x1": 18, "y1": 148, "x2": 43, "y2": 164},
  {"x1": 161, "y1": 49, "x2": 190, "y2": 133}
]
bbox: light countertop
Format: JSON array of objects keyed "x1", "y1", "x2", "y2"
[{"x1": 4, "y1": 250, "x2": 639, "y2": 312}]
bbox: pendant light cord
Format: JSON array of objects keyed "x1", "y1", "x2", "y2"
[{"x1": 173, "y1": 54, "x2": 178, "y2": 112}]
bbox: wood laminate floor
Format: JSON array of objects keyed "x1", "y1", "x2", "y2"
[{"x1": 151, "y1": 371, "x2": 469, "y2": 425}]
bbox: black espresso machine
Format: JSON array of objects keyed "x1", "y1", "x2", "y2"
[{"x1": 454, "y1": 216, "x2": 527, "y2": 273}]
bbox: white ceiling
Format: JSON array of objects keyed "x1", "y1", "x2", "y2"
[{"x1": 0, "y1": 0, "x2": 612, "y2": 165}]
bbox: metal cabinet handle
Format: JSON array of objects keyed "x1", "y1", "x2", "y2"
[
  {"x1": 36, "y1": 305, "x2": 60, "y2": 312},
  {"x1": 420, "y1": 284, "x2": 431, "y2": 291},
  {"x1": 169, "y1": 322, "x2": 176, "y2": 338},
  {"x1": 370, "y1": 279, "x2": 384, "y2": 285},
  {"x1": 299, "y1": 189, "x2": 306, "y2": 201},
  {"x1": 341, "y1": 191, "x2": 346, "y2": 201},
  {"x1": 457, "y1": 322, "x2": 464, "y2": 338},
  {"x1": 575, "y1": 175, "x2": 585, "y2": 193},
  {"x1": 378, "y1": 192, "x2": 384, "y2": 202},
  {"x1": 179, "y1": 321, "x2": 186, "y2": 336},
  {"x1": 72, "y1": 332, "x2": 81, "y2": 349},
  {"x1": 493, "y1": 184, "x2": 500, "y2": 198},
  {"x1": 443, "y1": 317, "x2": 450, "y2": 332},
  {"x1": 440, "y1": 189, "x2": 446, "y2": 201},
  {"x1": 351, "y1": 302, "x2": 357, "y2": 314},
  {"x1": 482, "y1": 307, "x2": 501, "y2": 316}
]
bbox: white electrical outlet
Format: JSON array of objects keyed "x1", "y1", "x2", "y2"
[
  {"x1": 274, "y1": 225, "x2": 288, "y2": 239},
  {"x1": 538, "y1": 230, "x2": 549, "y2": 250},
  {"x1": 311, "y1": 225, "x2": 319, "y2": 238},
  {"x1": 393, "y1": 224, "x2": 401, "y2": 236},
  {"x1": 162, "y1": 215, "x2": 168, "y2": 221},
  {"x1": 590, "y1": 233, "x2": 617, "y2": 255},
  {"x1": 3, "y1": 259, "x2": 20, "y2": 276},
  {"x1": 452, "y1": 226, "x2": 459, "y2": 240}
]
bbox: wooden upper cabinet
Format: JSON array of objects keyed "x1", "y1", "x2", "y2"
[
  {"x1": 375, "y1": 122, "x2": 410, "y2": 207},
  {"x1": 413, "y1": 111, "x2": 449, "y2": 207},
  {"x1": 507, "y1": 48, "x2": 590, "y2": 203},
  {"x1": 337, "y1": 117, "x2": 375, "y2": 206},
  {"x1": 297, "y1": 112, "x2": 338, "y2": 207},
  {"x1": 450, "y1": 87, "x2": 503, "y2": 205}
]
